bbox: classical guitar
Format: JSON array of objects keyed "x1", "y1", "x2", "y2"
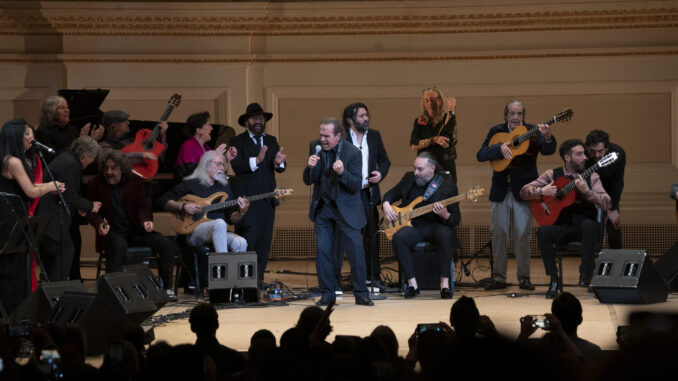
[
  {"x1": 122, "y1": 93, "x2": 182, "y2": 179},
  {"x1": 489, "y1": 108, "x2": 574, "y2": 172},
  {"x1": 530, "y1": 152, "x2": 618, "y2": 226},
  {"x1": 381, "y1": 186, "x2": 484, "y2": 240},
  {"x1": 168, "y1": 188, "x2": 293, "y2": 234}
]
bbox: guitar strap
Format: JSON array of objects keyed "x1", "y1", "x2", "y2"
[{"x1": 422, "y1": 175, "x2": 443, "y2": 201}]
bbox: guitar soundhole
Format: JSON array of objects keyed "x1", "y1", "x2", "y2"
[
  {"x1": 142, "y1": 141, "x2": 154, "y2": 151},
  {"x1": 511, "y1": 138, "x2": 520, "y2": 148}
]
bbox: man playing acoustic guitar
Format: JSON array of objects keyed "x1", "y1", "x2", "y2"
[
  {"x1": 476, "y1": 100, "x2": 556, "y2": 291},
  {"x1": 520, "y1": 139, "x2": 610, "y2": 299},
  {"x1": 382, "y1": 152, "x2": 460, "y2": 300}
]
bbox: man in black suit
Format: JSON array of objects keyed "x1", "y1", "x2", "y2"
[
  {"x1": 36, "y1": 136, "x2": 102, "y2": 281},
  {"x1": 476, "y1": 100, "x2": 556, "y2": 291},
  {"x1": 585, "y1": 130, "x2": 625, "y2": 249},
  {"x1": 303, "y1": 117, "x2": 372, "y2": 306},
  {"x1": 230, "y1": 103, "x2": 286, "y2": 284},
  {"x1": 382, "y1": 152, "x2": 460, "y2": 299},
  {"x1": 333, "y1": 102, "x2": 391, "y2": 292}
]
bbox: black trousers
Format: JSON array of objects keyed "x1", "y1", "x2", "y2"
[
  {"x1": 105, "y1": 230, "x2": 175, "y2": 289},
  {"x1": 41, "y1": 235, "x2": 74, "y2": 282},
  {"x1": 68, "y1": 217, "x2": 83, "y2": 280},
  {"x1": 236, "y1": 200, "x2": 275, "y2": 282},
  {"x1": 334, "y1": 188, "x2": 381, "y2": 282},
  {"x1": 537, "y1": 218, "x2": 599, "y2": 281},
  {"x1": 392, "y1": 224, "x2": 457, "y2": 281},
  {"x1": 606, "y1": 219, "x2": 622, "y2": 249}
]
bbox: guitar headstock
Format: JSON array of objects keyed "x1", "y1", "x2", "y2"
[
  {"x1": 466, "y1": 186, "x2": 485, "y2": 203},
  {"x1": 273, "y1": 188, "x2": 293, "y2": 200},
  {"x1": 554, "y1": 108, "x2": 574, "y2": 122},
  {"x1": 598, "y1": 152, "x2": 618, "y2": 168},
  {"x1": 168, "y1": 93, "x2": 182, "y2": 108}
]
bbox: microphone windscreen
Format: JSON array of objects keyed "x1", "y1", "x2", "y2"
[{"x1": 314, "y1": 145, "x2": 321, "y2": 155}]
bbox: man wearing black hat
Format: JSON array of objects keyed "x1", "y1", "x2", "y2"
[
  {"x1": 230, "y1": 103, "x2": 287, "y2": 285},
  {"x1": 99, "y1": 110, "x2": 168, "y2": 165}
]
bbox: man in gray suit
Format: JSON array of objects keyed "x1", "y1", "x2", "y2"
[{"x1": 303, "y1": 117, "x2": 373, "y2": 306}]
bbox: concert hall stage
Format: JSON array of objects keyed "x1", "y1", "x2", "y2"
[{"x1": 112, "y1": 257, "x2": 678, "y2": 355}]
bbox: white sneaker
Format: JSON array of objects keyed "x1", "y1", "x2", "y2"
[{"x1": 166, "y1": 289, "x2": 178, "y2": 302}]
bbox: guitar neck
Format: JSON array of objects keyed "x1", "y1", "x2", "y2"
[
  {"x1": 557, "y1": 163, "x2": 600, "y2": 196},
  {"x1": 516, "y1": 115, "x2": 559, "y2": 145},
  {"x1": 202, "y1": 191, "x2": 276, "y2": 213},
  {"x1": 406, "y1": 193, "x2": 467, "y2": 219},
  {"x1": 146, "y1": 104, "x2": 176, "y2": 143}
]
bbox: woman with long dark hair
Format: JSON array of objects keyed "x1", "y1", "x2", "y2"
[{"x1": 0, "y1": 118, "x2": 64, "y2": 314}]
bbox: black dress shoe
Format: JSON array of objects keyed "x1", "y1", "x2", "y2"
[
  {"x1": 355, "y1": 296, "x2": 374, "y2": 306},
  {"x1": 578, "y1": 274, "x2": 592, "y2": 287},
  {"x1": 519, "y1": 279, "x2": 535, "y2": 291},
  {"x1": 440, "y1": 288, "x2": 453, "y2": 299},
  {"x1": 484, "y1": 280, "x2": 508, "y2": 290},
  {"x1": 316, "y1": 294, "x2": 336, "y2": 306},
  {"x1": 403, "y1": 285, "x2": 420, "y2": 298},
  {"x1": 546, "y1": 279, "x2": 559, "y2": 299}
]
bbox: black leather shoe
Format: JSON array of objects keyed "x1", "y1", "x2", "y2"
[
  {"x1": 368, "y1": 279, "x2": 399, "y2": 293},
  {"x1": 578, "y1": 274, "x2": 592, "y2": 287},
  {"x1": 403, "y1": 286, "x2": 420, "y2": 298},
  {"x1": 546, "y1": 280, "x2": 559, "y2": 299},
  {"x1": 519, "y1": 279, "x2": 535, "y2": 291},
  {"x1": 355, "y1": 296, "x2": 374, "y2": 306},
  {"x1": 440, "y1": 288, "x2": 453, "y2": 299},
  {"x1": 484, "y1": 280, "x2": 508, "y2": 290},
  {"x1": 316, "y1": 294, "x2": 336, "y2": 306}
]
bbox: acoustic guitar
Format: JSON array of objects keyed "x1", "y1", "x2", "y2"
[
  {"x1": 168, "y1": 188, "x2": 292, "y2": 234},
  {"x1": 530, "y1": 152, "x2": 618, "y2": 226},
  {"x1": 381, "y1": 186, "x2": 484, "y2": 240},
  {"x1": 488, "y1": 109, "x2": 574, "y2": 172},
  {"x1": 122, "y1": 93, "x2": 182, "y2": 179}
]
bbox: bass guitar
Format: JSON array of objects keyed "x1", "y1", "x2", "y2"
[
  {"x1": 381, "y1": 186, "x2": 484, "y2": 240},
  {"x1": 530, "y1": 152, "x2": 618, "y2": 226},
  {"x1": 122, "y1": 93, "x2": 182, "y2": 179},
  {"x1": 168, "y1": 188, "x2": 292, "y2": 234},
  {"x1": 489, "y1": 108, "x2": 573, "y2": 172}
]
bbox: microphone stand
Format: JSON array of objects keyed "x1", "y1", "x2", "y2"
[
  {"x1": 366, "y1": 183, "x2": 386, "y2": 300},
  {"x1": 36, "y1": 149, "x2": 70, "y2": 284}
]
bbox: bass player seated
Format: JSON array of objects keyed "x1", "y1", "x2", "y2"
[
  {"x1": 381, "y1": 152, "x2": 460, "y2": 299},
  {"x1": 520, "y1": 139, "x2": 610, "y2": 299},
  {"x1": 159, "y1": 150, "x2": 249, "y2": 253}
]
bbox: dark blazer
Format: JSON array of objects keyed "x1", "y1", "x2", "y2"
[
  {"x1": 34, "y1": 123, "x2": 80, "y2": 163},
  {"x1": 230, "y1": 132, "x2": 285, "y2": 205},
  {"x1": 86, "y1": 173, "x2": 151, "y2": 252},
  {"x1": 476, "y1": 122, "x2": 557, "y2": 202},
  {"x1": 382, "y1": 172, "x2": 461, "y2": 227},
  {"x1": 343, "y1": 129, "x2": 391, "y2": 204},
  {"x1": 303, "y1": 140, "x2": 366, "y2": 228},
  {"x1": 35, "y1": 151, "x2": 93, "y2": 241},
  {"x1": 587, "y1": 142, "x2": 625, "y2": 212}
]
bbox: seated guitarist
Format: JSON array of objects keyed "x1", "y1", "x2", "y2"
[
  {"x1": 382, "y1": 152, "x2": 460, "y2": 299},
  {"x1": 99, "y1": 110, "x2": 168, "y2": 165},
  {"x1": 520, "y1": 139, "x2": 610, "y2": 299},
  {"x1": 159, "y1": 150, "x2": 249, "y2": 254}
]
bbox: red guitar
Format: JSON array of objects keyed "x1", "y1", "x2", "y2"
[
  {"x1": 530, "y1": 152, "x2": 618, "y2": 226},
  {"x1": 122, "y1": 93, "x2": 181, "y2": 179}
]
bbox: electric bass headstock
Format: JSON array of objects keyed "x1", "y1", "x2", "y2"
[
  {"x1": 466, "y1": 186, "x2": 485, "y2": 203},
  {"x1": 273, "y1": 188, "x2": 293, "y2": 200}
]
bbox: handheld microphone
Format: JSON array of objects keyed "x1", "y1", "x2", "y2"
[
  {"x1": 32, "y1": 140, "x2": 55, "y2": 154},
  {"x1": 314, "y1": 145, "x2": 321, "y2": 156}
]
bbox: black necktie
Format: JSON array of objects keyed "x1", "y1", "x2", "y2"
[{"x1": 255, "y1": 136, "x2": 262, "y2": 150}]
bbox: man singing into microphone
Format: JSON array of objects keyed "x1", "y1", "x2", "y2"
[{"x1": 303, "y1": 117, "x2": 372, "y2": 306}]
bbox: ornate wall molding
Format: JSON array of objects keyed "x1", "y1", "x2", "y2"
[
  {"x1": 1, "y1": 7, "x2": 677, "y2": 36},
  {"x1": 1, "y1": 49, "x2": 677, "y2": 63}
]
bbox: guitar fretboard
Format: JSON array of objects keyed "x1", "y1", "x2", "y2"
[
  {"x1": 202, "y1": 191, "x2": 277, "y2": 213},
  {"x1": 146, "y1": 103, "x2": 177, "y2": 143},
  {"x1": 405, "y1": 193, "x2": 468, "y2": 219},
  {"x1": 515, "y1": 115, "x2": 560, "y2": 145},
  {"x1": 555, "y1": 163, "x2": 600, "y2": 198}
]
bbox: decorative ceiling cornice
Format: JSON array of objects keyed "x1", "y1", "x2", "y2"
[{"x1": 1, "y1": 7, "x2": 676, "y2": 36}]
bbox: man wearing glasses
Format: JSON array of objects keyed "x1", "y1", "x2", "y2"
[{"x1": 160, "y1": 150, "x2": 249, "y2": 253}]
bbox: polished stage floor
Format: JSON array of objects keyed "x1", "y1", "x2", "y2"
[{"x1": 73, "y1": 256, "x2": 678, "y2": 358}]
